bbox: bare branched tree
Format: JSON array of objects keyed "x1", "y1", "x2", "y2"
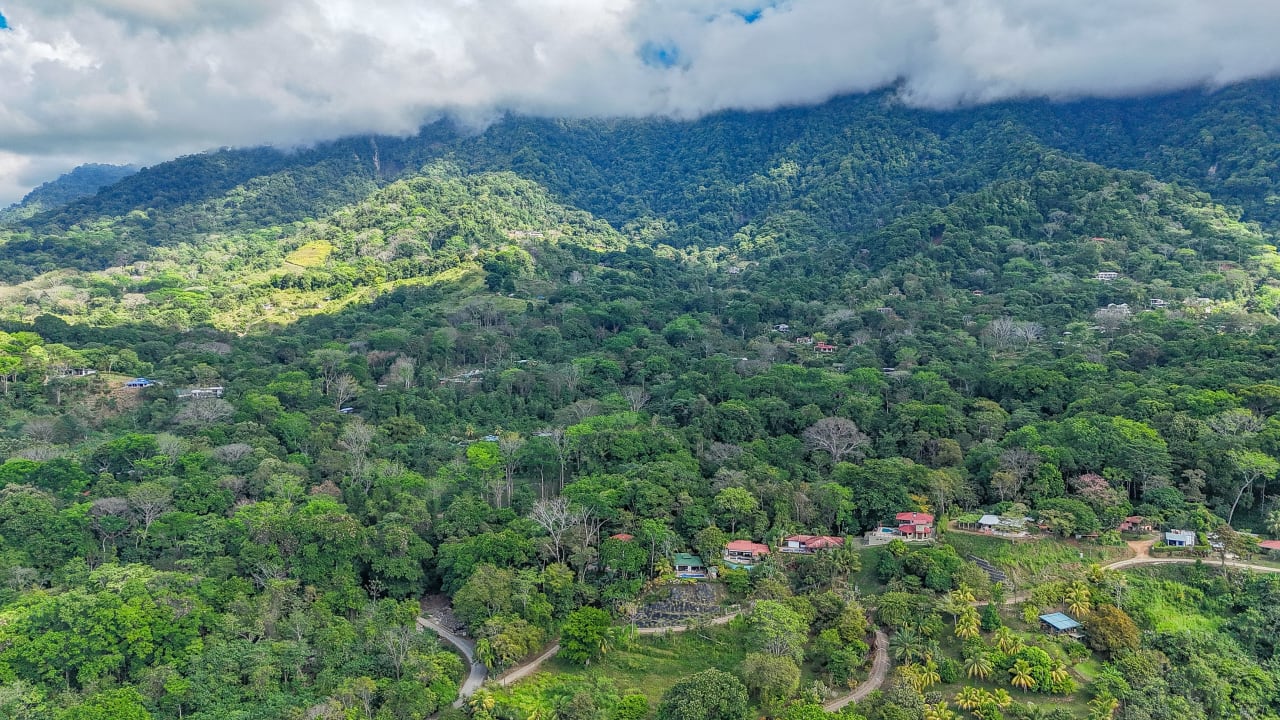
[
  {"x1": 529, "y1": 497, "x2": 584, "y2": 563},
  {"x1": 127, "y1": 482, "x2": 172, "y2": 544},
  {"x1": 803, "y1": 417, "x2": 869, "y2": 465},
  {"x1": 339, "y1": 420, "x2": 375, "y2": 491},
  {"x1": 385, "y1": 356, "x2": 416, "y2": 390},
  {"x1": 331, "y1": 374, "x2": 359, "y2": 409},
  {"x1": 622, "y1": 386, "x2": 651, "y2": 413}
]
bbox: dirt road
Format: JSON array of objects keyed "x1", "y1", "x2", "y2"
[{"x1": 823, "y1": 629, "x2": 889, "y2": 711}]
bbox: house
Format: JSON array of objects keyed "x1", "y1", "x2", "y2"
[
  {"x1": 1039, "y1": 612, "x2": 1084, "y2": 638},
  {"x1": 723, "y1": 540, "x2": 770, "y2": 568},
  {"x1": 1149, "y1": 298, "x2": 1168, "y2": 308},
  {"x1": 1259, "y1": 540, "x2": 1280, "y2": 553},
  {"x1": 876, "y1": 307, "x2": 894, "y2": 314},
  {"x1": 895, "y1": 512, "x2": 935, "y2": 540},
  {"x1": 1118, "y1": 516, "x2": 1153, "y2": 533},
  {"x1": 978, "y1": 514, "x2": 1002, "y2": 531},
  {"x1": 972, "y1": 290, "x2": 985, "y2": 297},
  {"x1": 727, "y1": 266, "x2": 742, "y2": 275},
  {"x1": 609, "y1": 533, "x2": 635, "y2": 542},
  {"x1": 1165, "y1": 529, "x2": 1197, "y2": 548},
  {"x1": 124, "y1": 378, "x2": 156, "y2": 388},
  {"x1": 795, "y1": 337, "x2": 815, "y2": 345},
  {"x1": 814, "y1": 342, "x2": 837, "y2": 354},
  {"x1": 60, "y1": 368, "x2": 98, "y2": 378},
  {"x1": 780, "y1": 535, "x2": 845, "y2": 554},
  {"x1": 672, "y1": 553, "x2": 708, "y2": 579},
  {"x1": 774, "y1": 324, "x2": 791, "y2": 333},
  {"x1": 1094, "y1": 271, "x2": 1120, "y2": 281},
  {"x1": 339, "y1": 407, "x2": 356, "y2": 414}
]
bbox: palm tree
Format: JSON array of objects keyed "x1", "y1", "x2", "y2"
[
  {"x1": 1009, "y1": 659, "x2": 1036, "y2": 690},
  {"x1": 1049, "y1": 662, "x2": 1071, "y2": 687},
  {"x1": 924, "y1": 702, "x2": 958, "y2": 720},
  {"x1": 954, "y1": 687, "x2": 985, "y2": 711},
  {"x1": 1088, "y1": 693, "x2": 1119, "y2": 720},
  {"x1": 920, "y1": 660, "x2": 942, "y2": 689},
  {"x1": 994, "y1": 627, "x2": 1022, "y2": 654},
  {"x1": 956, "y1": 617, "x2": 980, "y2": 640},
  {"x1": 991, "y1": 688, "x2": 1013, "y2": 708},
  {"x1": 890, "y1": 627, "x2": 928, "y2": 665},
  {"x1": 1065, "y1": 581, "x2": 1092, "y2": 617},
  {"x1": 964, "y1": 652, "x2": 994, "y2": 680},
  {"x1": 1267, "y1": 508, "x2": 1280, "y2": 539}
]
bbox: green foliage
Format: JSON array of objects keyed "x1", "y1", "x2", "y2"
[{"x1": 656, "y1": 669, "x2": 750, "y2": 720}]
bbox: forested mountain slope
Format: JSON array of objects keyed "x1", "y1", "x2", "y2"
[
  {"x1": 0, "y1": 164, "x2": 137, "y2": 224},
  {"x1": 2, "y1": 81, "x2": 1280, "y2": 719}
]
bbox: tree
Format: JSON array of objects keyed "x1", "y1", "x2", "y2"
[
  {"x1": 127, "y1": 482, "x2": 172, "y2": 545},
  {"x1": 1083, "y1": 605, "x2": 1139, "y2": 654},
  {"x1": 655, "y1": 669, "x2": 749, "y2": 720},
  {"x1": 747, "y1": 601, "x2": 809, "y2": 661},
  {"x1": 740, "y1": 652, "x2": 801, "y2": 708},
  {"x1": 964, "y1": 652, "x2": 993, "y2": 680},
  {"x1": 1009, "y1": 659, "x2": 1036, "y2": 690},
  {"x1": 560, "y1": 607, "x2": 614, "y2": 665},
  {"x1": 529, "y1": 497, "x2": 583, "y2": 563},
  {"x1": 714, "y1": 487, "x2": 758, "y2": 533},
  {"x1": 1226, "y1": 450, "x2": 1279, "y2": 525},
  {"x1": 802, "y1": 417, "x2": 869, "y2": 464},
  {"x1": 339, "y1": 419, "x2": 375, "y2": 491},
  {"x1": 1064, "y1": 581, "x2": 1092, "y2": 617}
]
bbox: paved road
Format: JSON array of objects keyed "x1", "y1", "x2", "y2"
[
  {"x1": 823, "y1": 629, "x2": 889, "y2": 712},
  {"x1": 417, "y1": 616, "x2": 488, "y2": 707}
]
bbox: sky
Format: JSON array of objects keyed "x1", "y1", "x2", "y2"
[{"x1": 3, "y1": 0, "x2": 1280, "y2": 205}]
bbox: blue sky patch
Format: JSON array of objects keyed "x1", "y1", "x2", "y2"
[
  {"x1": 639, "y1": 41, "x2": 682, "y2": 69},
  {"x1": 0, "y1": 11, "x2": 9, "y2": 30},
  {"x1": 735, "y1": 8, "x2": 764, "y2": 24}
]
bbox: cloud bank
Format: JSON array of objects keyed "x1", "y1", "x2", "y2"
[{"x1": 3, "y1": 0, "x2": 1280, "y2": 204}]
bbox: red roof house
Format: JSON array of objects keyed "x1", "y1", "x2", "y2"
[
  {"x1": 895, "y1": 512, "x2": 934, "y2": 540},
  {"x1": 815, "y1": 342, "x2": 837, "y2": 353},
  {"x1": 780, "y1": 535, "x2": 845, "y2": 554},
  {"x1": 1259, "y1": 540, "x2": 1280, "y2": 552},
  {"x1": 723, "y1": 540, "x2": 770, "y2": 566},
  {"x1": 610, "y1": 533, "x2": 635, "y2": 542},
  {"x1": 1118, "y1": 516, "x2": 1153, "y2": 533}
]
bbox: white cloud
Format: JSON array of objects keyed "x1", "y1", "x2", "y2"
[{"x1": 2, "y1": 0, "x2": 1280, "y2": 204}]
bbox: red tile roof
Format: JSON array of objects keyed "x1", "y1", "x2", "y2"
[
  {"x1": 895, "y1": 512, "x2": 934, "y2": 524},
  {"x1": 784, "y1": 535, "x2": 845, "y2": 549},
  {"x1": 610, "y1": 533, "x2": 634, "y2": 541},
  {"x1": 1259, "y1": 540, "x2": 1280, "y2": 551},
  {"x1": 725, "y1": 540, "x2": 770, "y2": 555}
]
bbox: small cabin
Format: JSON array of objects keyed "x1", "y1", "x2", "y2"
[
  {"x1": 1094, "y1": 271, "x2": 1120, "y2": 281},
  {"x1": 1118, "y1": 516, "x2": 1153, "y2": 533},
  {"x1": 125, "y1": 378, "x2": 156, "y2": 388},
  {"x1": 1165, "y1": 529, "x2": 1196, "y2": 548},
  {"x1": 1039, "y1": 612, "x2": 1084, "y2": 638},
  {"x1": 814, "y1": 342, "x2": 837, "y2": 354},
  {"x1": 1149, "y1": 298, "x2": 1168, "y2": 308},
  {"x1": 774, "y1": 324, "x2": 790, "y2": 333},
  {"x1": 609, "y1": 533, "x2": 635, "y2": 542},
  {"x1": 673, "y1": 553, "x2": 707, "y2": 579}
]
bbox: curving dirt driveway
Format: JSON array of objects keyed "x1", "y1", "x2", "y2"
[
  {"x1": 421, "y1": 606, "x2": 745, "y2": 700},
  {"x1": 417, "y1": 616, "x2": 488, "y2": 707},
  {"x1": 824, "y1": 629, "x2": 889, "y2": 712}
]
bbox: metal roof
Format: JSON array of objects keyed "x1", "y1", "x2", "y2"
[{"x1": 1039, "y1": 612, "x2": 1082, "y2": 631}]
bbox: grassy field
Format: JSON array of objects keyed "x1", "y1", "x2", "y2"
[
  {"x1": 947, "y1": 530, "x2": 1126, "y2": 573},
  {"x1": 283, "y1": 240, "x2": 333, "y2": 268},
  {"x1": 513, "y1": 624, "x2": 753, "y2": 707}
]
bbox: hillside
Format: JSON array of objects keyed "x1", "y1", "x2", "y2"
[
  {"x1": 1, "y1": 82, "x2": 1280, "y2": 720},
  {"x1": 0, "y1": 164, "x2": 137, "y2": 224}
]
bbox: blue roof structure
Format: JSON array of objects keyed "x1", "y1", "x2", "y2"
[{"x1": 1039, "y1": 612, "x2": 1082, "y2": 631}]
